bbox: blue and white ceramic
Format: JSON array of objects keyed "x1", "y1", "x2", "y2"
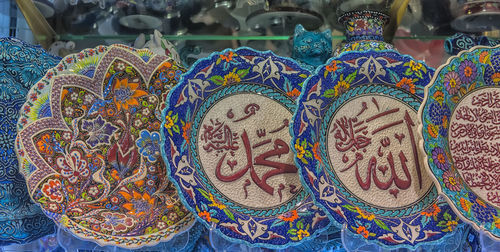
[
  {"x1": 290, "y1": 10, "x2": 462, "y2": 249},
  {"x1": 160, "y1": 47, "x2": 331, "y2": 248},
  {"x1": 0, "y1": 37, "x2": 59, "y2": 245}
]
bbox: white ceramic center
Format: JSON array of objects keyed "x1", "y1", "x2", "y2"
[
  {"x1": 197, "y1": 93, "x2": 302, "y2": 209},
  {"x1": 449, "y1": 87, "x2": 500, "y2": 208},
  {"x1": 327, "y1": 94, "x2": 432, "y2": 209}
]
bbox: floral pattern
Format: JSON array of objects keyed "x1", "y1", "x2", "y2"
[
  {"x1": 0, "y1": 38, "x2": 58, "y2": 245},
  {"x1": 292, "y1": 22, "x2": 461, "y2": 248},
  {"x1": 57, "y1": 150, "x2": 91, "y2": 184},
  {"x1": 484, "y1": 51, "x2": 500, "y2": 86},
  {"x1": 16, "y1": 45, "x2": 194, "y2": 248},
  {"x1": 458, "y1": 60, "x2": 477, "y2": 83},
  {"x1": 431, "y1": 147, "x2": 449, "y2": 171},
  {"x1": 81, "y1": 115, "x2": 118, "y2": 148},
  {"x1": 443, "y1": 71, "x2": 462, "y2": 95},
  {"x1": 421, "y1": 45, "x2": 500, "y2": 240},
  {"x1": 41, "y1": 179, "x2": 64, "y2": 203},
  {"x1": 135, "y1": 130, "x2": 161, "y2": 162},
  {"x1": 100, "y1": 212, "x2": 135, "y2": 233},
  {"x1": 160, "y1": 48, "x2": 330, "y2": 248},
  {"x1": 112, "y1": 78, "x2": 147, "y2": 111}
]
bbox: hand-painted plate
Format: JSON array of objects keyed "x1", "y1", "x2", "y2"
[
  {"x1": 0, "y1": 37, "x2": 58, "y2": 245},
  {"x1": 160, "y1": 47, "x2": 331, "y2": 248},
  {"x1": 16, "y1": 44, "x2": 195, "y2": 248},
  {"x1": 291, "y1": 49, "x2": 462, "y2": 248},
  {"x1": 419, "y1": 44, "x2": 500, "y2": 240}
]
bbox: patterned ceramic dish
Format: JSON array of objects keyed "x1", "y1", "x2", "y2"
[
  {"x1": 291, "y1": 46, "x2": 462, "y2": 248},
  {"x1": 16, "y1": 44, "x2": 195, "y2": 248},
  {"x1": 0, "y1": 37, "x2": 58, "y2": 245},
  {"x1": 160, "y1": 47, "x2": 331, "y2": 248},
  {"x1": 419, "y1": 44, "x2": 500, "y2": 240}
]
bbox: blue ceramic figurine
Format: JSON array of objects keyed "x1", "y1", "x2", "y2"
[{"x1": 292, "y1": 24, "x2": 332, "y2": 71}]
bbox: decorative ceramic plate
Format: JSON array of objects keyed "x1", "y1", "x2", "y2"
[
  {"x1": 419, "y1": 44, "x2": 500, "y2": 240},
  {"x1": 0, "y1": 37, "x2": 58, "y2": 245},
  {"x1": 160, "y1": 47, "x2": 331, "y2": 248},
  {"x1": 291, "y1": 49, "x2": 462, "y2": 248},
  {"x1": 16, "y1": 44, "x2": 195, "y2": 248}
]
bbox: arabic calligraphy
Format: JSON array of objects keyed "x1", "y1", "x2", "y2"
[
  {"x1": 449, "y1": 88, "x2": 500, "y2": 207},
  {"x1": 197, "y1": 93, "x2": 301, "y2": 208},
  {"x1": 327, "y1": 95, "x2": 432, "y2": 209}
]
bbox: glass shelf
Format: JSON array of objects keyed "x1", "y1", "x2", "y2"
[
  {"x1": 56, "y1": 34, "x2": 466, "y2": 41},
  {"x1": 16, "y1": 0, "x2": 499, "y2": 69}
]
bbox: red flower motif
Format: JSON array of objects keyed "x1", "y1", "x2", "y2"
[{"x1": 41, "y1": 179, "x2": 64, "y2": 203}]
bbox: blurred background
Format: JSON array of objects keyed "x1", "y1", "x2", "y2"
[{"x1": 6, "y1": 0, "x2": 500, "y2": 72}]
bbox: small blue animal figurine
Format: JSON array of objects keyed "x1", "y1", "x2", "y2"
[{"x1": 292, "y1": 24, "x2": 332, "y2": 71}]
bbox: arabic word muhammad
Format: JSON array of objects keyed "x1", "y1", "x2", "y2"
[
  {"x1": 198, "y1": 93, "x2": 302, "y2": 209},
  {"x1": 449, "y1": 88, "x2": 500, "y2": 207},
  {"x1": 327, "y1": 95, "x2": 433, "y2": 209}
]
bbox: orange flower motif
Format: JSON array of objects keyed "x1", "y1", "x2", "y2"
[
  {"x1": 428, "y1": 124, "x2": 438, "y2": 138},
  {"x1": 433, "y1": 90, "x2": 444, "y2": 103},
  {"x1": 396, "y1": 78, "x2": 416, "y2": 94},
  {"x1": 110, "y1": 170, "x2": 120, "y2": 181},
  {"x1": 460, "y1": 198, "x2": 471, "y2": 212},
  {"x1": 112, "y1": 78, "x2": 147, "y2": 111},
  {"x1": 220, "y1": 51, "x2": 234, "y2": 62},
  {"x1": 356, "y1": 226, "x2": 369, "y2": 238},
  {"x1": 421, "y1": 204, "x2": 441, "y2": 217},
  {"x1": 162, "y1": 61, "x2": 172, "y2": 68},
  {"x1": 121, "y1": 191, "x2": 155, "y2": 216},
  {"x1": 182, "y1": 122, "x2": 192, "y2": 144},
  {"x1": 278, "y1": 210, "x2": 299, "y2": 222},
  {"x1": 134, "y1": 179, "x2": 145, "y2": 187},
  {"x1": 479, "y1": 51, "x2": 489, "y2": 64},
  {"x1": 492, "y1": 72, "x2": 500, "y2": 84},
  {"x1": 312, "y1": 142, "x2": 322, "y2": 164},
  {"x1": 287, "y1": 88, "x2": 301, "y2": 98},
  {"x1": 37, "y1": 134, "x2": 54, "y2": 155},
  {"x1": 198, "y1": 211, "x2": 211, "y2": 222},
  {"x1": 326, "y1": 61, "x2": 338, "y2": 72}
]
